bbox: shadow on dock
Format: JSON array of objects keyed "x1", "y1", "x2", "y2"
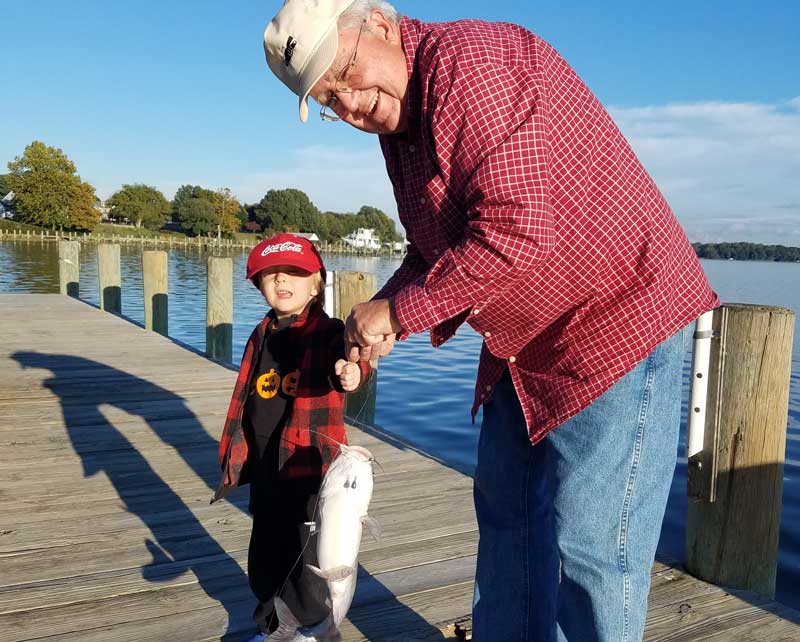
[
  {"x1": 12, "y1": 351, "x2": 253, "y2": 637},
  {"x1": 13, "y1": 350, "x2": 451, "y2": 640}
]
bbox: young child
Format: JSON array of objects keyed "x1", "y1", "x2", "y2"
[{"x1": 212, "y1": 233, "x2": 369, "y2": 641}]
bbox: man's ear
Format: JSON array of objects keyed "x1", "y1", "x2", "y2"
[{"x1": 368, "y1": 9, "x2": 399, "y2": 44}]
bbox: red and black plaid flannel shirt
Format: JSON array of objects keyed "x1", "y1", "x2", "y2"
[
  {"x1": 376, "y1": 17, "x2": 719, "y2": 442},
  {"x1": 212, "y1": 302, "x2": 370, "y2": 502}
]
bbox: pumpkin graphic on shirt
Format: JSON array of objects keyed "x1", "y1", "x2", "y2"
[
  {"x1": 256, "y1": 369, "x2": 280, "y2": 399},
  {"x1": 281, "y1": 369, "x2": 300, "y2": 397}
]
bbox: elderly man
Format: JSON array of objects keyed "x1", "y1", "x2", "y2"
[{"x1": 263, "y1": 1, "x2": 718, "y2": 641}]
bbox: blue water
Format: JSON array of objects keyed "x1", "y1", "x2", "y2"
[{"x1": 1, "y1": 241, "x2": 798, "y2": 608}]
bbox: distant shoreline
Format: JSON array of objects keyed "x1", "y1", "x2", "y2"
[
  {"x1": 2, "y1": 218, "x2": 799, "y2": 263},
  {"x1": 692, "y1": 242, "x2": 800, "y2": 263}
]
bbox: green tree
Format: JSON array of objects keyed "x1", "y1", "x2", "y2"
[
  {"x1": 179, "y1": 197, "x2": 217, "y2": 236},
  {"x1": 355, "y1": 205, "x2": 402, "y2": 243},
  {"x1": 320, "y1": 210, "x2": 360, "y2": 242},
  {"x1": 7, "y1": 141, "x2": 99, "y2": 229},
  {"x1": 252, "y1": 188, "x2": 321, "y2": 234},
  {"x1": 0, "y1": 174, "x2": 11, "y2": 198},
  {"x1": 173, "y1": 184, "x2": 228, "y2": 236},
  {"x1": 172, "y1": 184, "x2": 214, "y2": 223},
  {"x1": 107, "y1": 184, "x2": 170, "y2": 230}
]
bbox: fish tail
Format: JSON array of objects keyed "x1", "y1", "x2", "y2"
[{"x1": 265, "y1": 597, "x2": 302, "y2": 641}]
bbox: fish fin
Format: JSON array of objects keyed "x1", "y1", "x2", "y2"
[
  {"x1": 362, "y1": 515, "x2": 382, "y2": 541},
  {"x1": 306, "y1": 564, "x2": 354, "y2": 582},
  {"x1": 265, "y1": 596, "x2": 302, "y2": 641},
  {"x1": 298, "y1": 613, "x2": 336, "y2": 639}
]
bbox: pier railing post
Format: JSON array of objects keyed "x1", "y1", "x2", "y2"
[
  {"x1": 143, "y1": 250, "x2": 168, "y2": 336},
  {"x1": 334, "y1": 271, "x2": 378, "y2": 425},
  {"x1": 685, "y1": 303, "x2": 795, "y2": 598},
  {"x1": 58, "y1": 240, "x2": 80, "y2": 298},
  {"x1": 97, "y1": 243, "x2": 121, "y2": 314},
  {"x1": 206, "y1": 257, "x2": 233, "y2": 362}
]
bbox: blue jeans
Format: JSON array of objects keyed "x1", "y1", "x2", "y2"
[{"x1": 472, "y1": 325, "x2": 687, "y2": 642}]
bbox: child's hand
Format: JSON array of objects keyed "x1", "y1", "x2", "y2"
[{"x1": 335, "y1": 359, "x2": 361, "y2": 392}]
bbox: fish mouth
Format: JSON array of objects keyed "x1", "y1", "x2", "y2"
[{"x1": 342, "y1": 444, "x2": 373, "y2": 462}]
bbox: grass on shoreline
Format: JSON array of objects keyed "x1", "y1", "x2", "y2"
[
  {"x1": 0, "y1": 219, "x2": 261, "y2": 242},
  {"x1": 0, "y1": 219, "x2": 44, "y2": 233}
]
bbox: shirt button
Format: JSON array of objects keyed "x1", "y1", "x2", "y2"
[
  {"x1": 508, "y1": 356, "x2": 517, "y2": 363},
  {"x1": 409, "y1": 144, "x2": 416, "y2": 152},
  {"x1": 484, "y1": 331, "x2": 491, "y2": 338},
  {"x1": 419, "y1": 196, "x2": 426, "y2": 204},
  {"x1": 473, "y1": 309, "x2": 480, "y2": 315},
  {"x1": 485, "y1": 385, "x2": 492, "y2": 391}
]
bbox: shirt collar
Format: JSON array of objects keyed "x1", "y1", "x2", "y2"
[
  {"x1": 383, "y1": 16, "x2": 422, "y2": 146},
  {"x1": 266, "y1": 299, "x2": 322, "y2": 332},
  {"x1": 400, "y1": 16, "x2": 420, "y2": 83}
]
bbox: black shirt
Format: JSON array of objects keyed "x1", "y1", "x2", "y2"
[{"x1": 245, "y1": 315, "x2": 302, "y2": 501}]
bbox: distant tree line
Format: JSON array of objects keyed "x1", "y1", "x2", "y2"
[
  {"x1": 2, "y1": 140, "x2": 403, "y2": 244},
  {"x1": 693, "y1": 242, "x2": 800, "y2": 262},
  {"x1": 246, "y1": 189, "x2": 402, "y2": 243}
]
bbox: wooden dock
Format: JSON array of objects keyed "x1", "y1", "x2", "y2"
[{"x1": 1, "y1": 293, "x2": 799, "y2": 642}]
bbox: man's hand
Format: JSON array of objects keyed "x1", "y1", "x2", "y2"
[
  {"x1": 344, "y1": 298, "x2": 403, "y2": 362},
  {"x1": 335, "y1": 359, "x2": 361, "y2": 392}
]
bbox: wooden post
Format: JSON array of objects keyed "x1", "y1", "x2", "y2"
[
  {"x1": 206, "y1": 257, "x2": 233, "y2": 362},
  {"x1": 334, "y1": 271, "x2": 378, "y2": 425},
  {"x1": 143, "y1": 250, "x2": 168, "y2": 336},
  {"x1": 58, "y1": 240, "x2": 80, "y2": 298},
  {"x1": 97, "y1": 243, "x2": 121, "y2": 314},
  {"x1": 686, "y1": 303, "x2": 795, "y2": 598}
]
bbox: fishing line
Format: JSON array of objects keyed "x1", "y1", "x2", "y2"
[{"x1": 344, "y1": 363, "x2": 378, "y2": 425}]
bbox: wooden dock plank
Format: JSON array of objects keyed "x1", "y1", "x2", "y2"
[{"x1": 1, "y1": 293, "x2": 798, "y2": 642}]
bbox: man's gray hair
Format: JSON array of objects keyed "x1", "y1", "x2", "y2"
[{"x1": 338, "y1": 0, "x2": 400, "y2": 29}]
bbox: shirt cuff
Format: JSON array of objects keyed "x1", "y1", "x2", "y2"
[{"x1": 394, "y1": 281, "x2": 456, "y2": 335}]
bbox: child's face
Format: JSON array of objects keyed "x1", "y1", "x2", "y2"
[{"x1": 258, "y1": 265, "x2": 319, "y2": 319}]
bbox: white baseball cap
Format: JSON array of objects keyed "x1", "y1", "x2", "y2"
[{"x1": 263, "y1": 0, "x2": 356, "y2": 122}]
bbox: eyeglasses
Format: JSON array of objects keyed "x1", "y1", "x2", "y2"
[{"x1": 319, "y1": 21, "x2": 365, "y2": 123}]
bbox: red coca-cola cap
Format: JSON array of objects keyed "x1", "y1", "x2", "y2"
[{"x1": 246, "y1": 233, "x2": 325, "y2": 285}]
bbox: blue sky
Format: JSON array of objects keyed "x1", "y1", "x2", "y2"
[{"x1": 3, "y1": 0, "x2": 798, "y2": 243}]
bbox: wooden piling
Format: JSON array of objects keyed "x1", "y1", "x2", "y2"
[
  {"x1": 97, "y1": 243, "x2": 121, "y2": 314},
  {"x1": 58, "y1": 240, "x2": 80, "y2": 298},
  {"x1": 686, "y1": 303, "x2": 795, "y2": 598},
  {"x1": 334, "y1": 271, "x2": 379, "y2": 425},
  {"x1": 206, "y1": 257, "x2": 233, "y2": 362},
  {"x1": 142, "y1": 250, "x2": 168, "y2": 336}
]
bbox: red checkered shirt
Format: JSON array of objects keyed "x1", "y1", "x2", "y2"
[
  {"x1": 212, "y1": 302, "x2": 371, "y2": 502},
  {"x1": 376, "y1": 17, "x2": 719, "y2": 442}
]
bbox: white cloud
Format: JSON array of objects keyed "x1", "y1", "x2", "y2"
[
  {"x1": 93, "y1": 98, "x2": 800, "y2": 245},
  {"x1": 610, "y1": 97, "x2": 800, "y2": 244},
  {"x1": 261, "y1": 98, "x2": 800, "y2": 244},
  {"x1": 230, "y1": 144, "x2": 398, "y2": 219}
]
